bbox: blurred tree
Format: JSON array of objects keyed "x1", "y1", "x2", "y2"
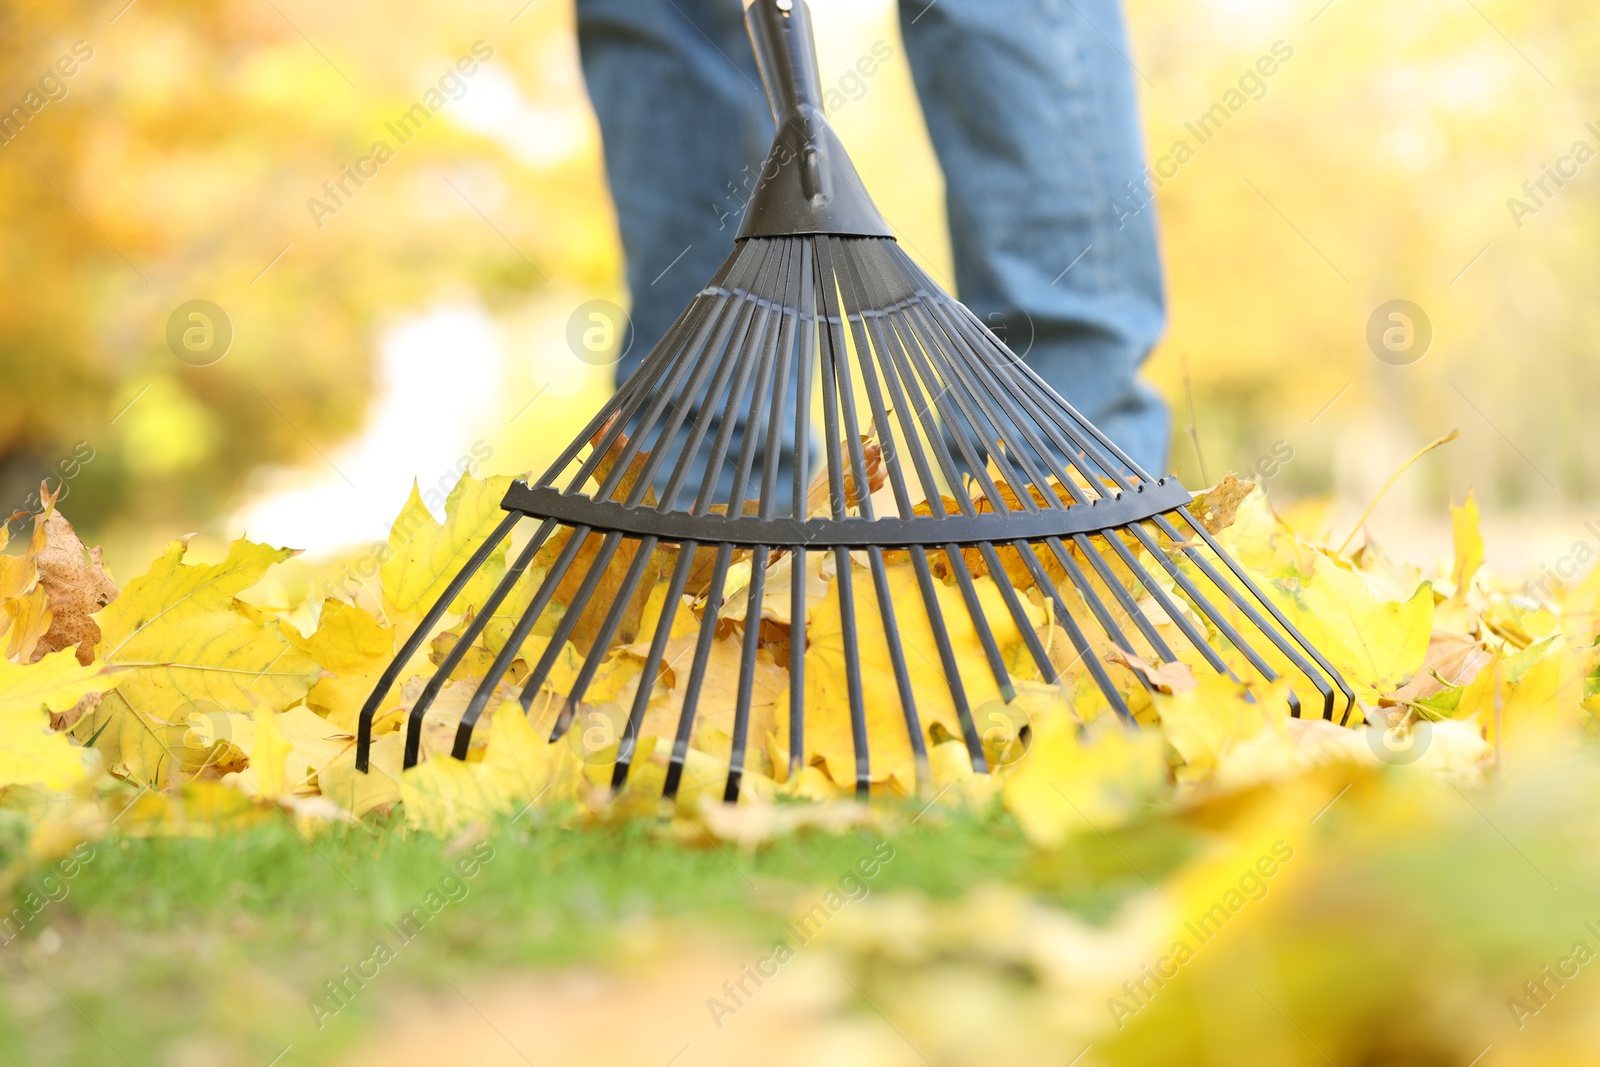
[{"x1": 0, "y1": 0, "x2": 615, "y2": 545}]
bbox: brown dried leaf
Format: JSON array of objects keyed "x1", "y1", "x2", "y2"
[
  {"x1": 1189, "y1": 473, "x2": 1256, "y2": 536},
  {"x1": 805, "y1": 423, "x2": 887, "y2": 517},
  {"x1": 1106, "y1": 647, "x2": 1198, "y2": 694},
  {"x1": 30, "y1": 486, "x2": 118, "y2": 664}
]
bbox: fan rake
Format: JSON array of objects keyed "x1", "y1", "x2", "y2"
[{"x1": 356, "y1": 0, "x2": 1352, "y2": 801}]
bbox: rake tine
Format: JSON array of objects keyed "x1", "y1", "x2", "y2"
[
  {"x1": 910, "y1": 294, "x2": 1064, "y2": 510},
  {"x1": 676, "y1": 243, "x2": 786, "y2": 512},
  {"x1": 555, "y1": 535, "x2": 660, "y2": 742},
  {"x1": 974, "y1": 542, "x2": 1057, "y2": 684},
  {"x1": 664, "y1": 542, "x2": 735, "y2": 799},
  {"x1": 615, "y1": 244, "x2": 775, "y2": 503},
  {"x1": 816, "y1": 242, "x2": 877, "y2": 798},
  {"x1": 1154, "y1": 510, "x2": 1345, "y2": 720},
  {"x1": 613, "y1": 542, "x2": 695, "y2": 788},
  {"x1": 548, "y1": 244, "x2": 759, "y2": 493},
  {"x1": 357, "y1": 510, "x2": 520, "y2": 772},
  {"x1": 1174, "y1": 508, "x2": 1354, "y2": 721},
  {"x1": 1125, "y1": 520, "x2": 1295, "y2": 712},
  {"x1": 1040, "y1": 538, "x2": 1142, "y2": 659},
  {"x1": 877, "y1": 308, "x2": 971, "y2": 518},
  {"x1": 833, "y1": 545, "x2": 871, "y2": 798},
  {"x1": 944, "y1": 544, "x2": 1016, "y2": 704},
  {"x1": 444, "y1": 523, "x2": 593, "y2": 763},
  {"x1": 402, "y1": 518, "x2": 555, "y2": 768},
  {"x1": 724, "y1": 544, "x2": 770, "y2": 802},
  {"x1": 788, "y1": 544, "x2": 807, "y2": 781},
  {"x1": 732, "y1": 247, "x2": 793, "y2": 521},
  {"x1": 753, "y1": 242, "x2": 797, "y2": 519},
  {"x1": 813, "y1": 242, "x2": 854, "y2": 520},
  {"x1": 1015, "y1": 539, "x2": 1139, "y2": 724},
  {"x1": 820, "y1": 239, "x2": 881, "y2": 523},
  {"x1": 1061, "y1": 534, "x2": 1175, "y2": 661},
  {"x1": 867, "y1": 545, "x2": 930, "y2": 792},
  {"x1": 930, "y1": 298, "x2": 1099, "y2": 507},
  {"x1": 861, "y1": 301, "x2": 951, "y2": 517},
  {"x1": 909, "y1": 547, "x2": 985, "y2": 771},
  {"x1": 898, "y1": 297, "x2": 1033, "y2": 512},
  {"x1": 791, "y1": 238, "x2": 815, "y2": 522},
  {"x1": 784, "y1": 239, "x2": 815, "y2": 783},
  {"x1": 532, "y1": 531, "x2": 625, "y2": 741},
  {"x1": 888, "y1": 243, "x2": 1117, "y2": 500},
  {"x1": 825, "y1": 244, "x2": 888, "y2": 526},
  {"x1": 829, "y1": 239, "x2": 918, "y2": 518},
  {"x1": 889, "y1": 300, "x2": 1014, "y2": 513},
  {"x1": 881, "y1": 248, "x2": 1054, "y2": 504},
  {"x1": 1097, "y1": 529, "x2": 1236, "y2": 678}
]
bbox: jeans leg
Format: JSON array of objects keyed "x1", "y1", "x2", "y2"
[
  {"x1": 899, "y1": 0, "x2": 1170, "y2": 475},
  {"x1": 577, "y1": 0, "x2": 795, "y2": 508}
]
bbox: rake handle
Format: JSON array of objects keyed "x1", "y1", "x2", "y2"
[{"x1": 746, "y1": 0, "x2": 825, "y2": 123}]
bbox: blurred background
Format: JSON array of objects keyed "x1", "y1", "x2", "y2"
[{"x1": 2, "y1": 0, "x2": 1598, "y2": 582}]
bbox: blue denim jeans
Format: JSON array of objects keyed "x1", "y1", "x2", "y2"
[{"x1": 577, "y1": 0, "x2": 1169, "y2": 502}]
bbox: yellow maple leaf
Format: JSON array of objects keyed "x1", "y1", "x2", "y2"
[
  {"x1": 1000, "y1": 700, "x2": 1167, "y2": 849},
  {"x1": 1277, "y1": 560, "x2": 1433, "y2": 705},
  {"x1": 95, "y1": 538, "x2": 321, "y2": 726},
  {"x1": 398, "y1": 701, "x2": 583, "y2": 834},
  {"x1": 1153, "y1": 674, "x2": 1290, "y2": 782},
  {"x1": 250, "y1": 705, "x2": 291, "y2": 798},
  {"x1": 292, "y1": 598, "x2": 396, "y2": 732},
  {"x1": 1450, "y1": 491, "x2": 1484, "y2": 595},
  {"x1": 380, "y1": 474, "x2": 512, "y2": 620},
  {"x1": 1455, "y1": 642, "x2": 1596, "y2": 747},
  {"x1": 4, "y1": 585, "x2": 52, "y2": 662},
  {"x1": 0, "y1": 649, "x2": 116, "y2": 789},
  {"x1": 320, "y1": 732, "x2": 403, "y2": 818}
]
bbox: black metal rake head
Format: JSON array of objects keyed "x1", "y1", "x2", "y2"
[{"x1": 355, "y1": 0, "x2": 1352, "y2": 800}]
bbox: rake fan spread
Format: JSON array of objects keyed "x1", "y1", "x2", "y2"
[{"x1": 356, "y1": 0, "x2": 1352, "y2": 801}]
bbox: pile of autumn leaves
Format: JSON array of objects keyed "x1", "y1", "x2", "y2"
[{"x1": 0, "y1": 458, "x2": 1595, "y2": 841}]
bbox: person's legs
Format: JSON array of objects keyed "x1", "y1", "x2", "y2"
[
  {"x1": 899, "y1": 0, "x2": 1170, "y2": 475},
  {"x1": 577, "y1": 0, "x2": 790, "y2": 507}
]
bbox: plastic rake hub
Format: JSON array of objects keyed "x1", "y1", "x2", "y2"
[{"x1": 355, "y1": 0, "x2": 1353, "y2": 801}]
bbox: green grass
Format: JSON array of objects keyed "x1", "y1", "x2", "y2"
[{"x1": 0, "y1": 800, "x2": 1200, "y2": 1066}]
